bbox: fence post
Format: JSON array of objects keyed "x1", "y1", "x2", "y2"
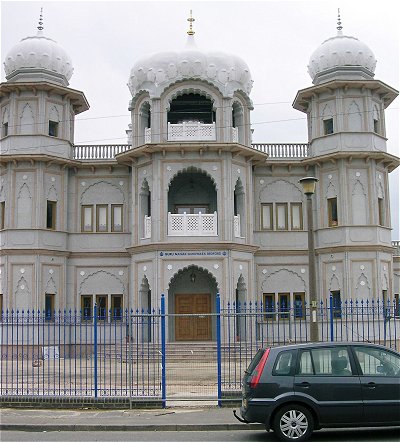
[
  {"x1": 161, "y1": 294, "x2": 166, "y2": 408},
  {"x1": 329, "y1": 295, "x2": 334, "y2": 342},
  {"x1": 93, "y1": 304, "x2": 98, "y2": 398},
  {"x1": 216, "y1": 293, "x2": 222, "y2": 407}
]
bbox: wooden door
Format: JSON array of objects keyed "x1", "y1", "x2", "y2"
[{"x1": 175, "y1": 294, "x2": 211, "y2": 341}]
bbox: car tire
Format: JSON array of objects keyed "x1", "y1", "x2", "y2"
[{"x1": 272, "y1": 404, "x2": 314, "y2": 442}]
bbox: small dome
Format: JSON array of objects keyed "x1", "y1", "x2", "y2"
[
  {"x1": 308, "y1": 29, "x2": 376, "y2": 84},
  {"x1": 4, "y1": 29, "x2": 74, "y2": 86},
  {"x1": 128, "y1": 35, "x2": 253, "y2": 99}
]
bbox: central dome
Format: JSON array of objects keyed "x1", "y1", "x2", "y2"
[{"x1": 128, "y1": 35, "x2": 253, "y2": 99}]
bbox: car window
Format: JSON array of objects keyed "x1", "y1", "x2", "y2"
[
  {"x1": 297, "y1": 347, "x2": 352, "y2": 376},
  {"x1": 273, "y1": 350, "x2": 296, "y2": 376},
  {"x1": 354, "y1": 346, "x2": 400, "y2": 377}
]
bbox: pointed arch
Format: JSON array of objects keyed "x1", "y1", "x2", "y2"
[
  {"x1": 45, "y1": 276, "x2": 58, "y2": 295},
  {"x1": 261, "y1": 269, "x2": 306, "y2": 293},
  {"x1": 17, "y1": 183, "x2": 32, "y2": 228},
  {"x1": 348, "y1": 100, "x2": 363, "y2": 132},
  {"x1": 81, "y1": 180, "x2": 125, "y2": 204},
  {"x1": 355, "y1": 273, "x2": 371, "y2": 298},
  {"x1": 79, "y1": 270, "x2": 125, "y2": 295},
  {"x1": 329, "y1": 274, "x2": 341, "y2": 292},
  {"x1": 47, "y1": 184, "x2": 59, "y2": 202},
  {"x1": 352, "y1": 180, "x2": 367, "y2": 224},
  {"x1": 234, "y1": 178, "x2": 245, "y2": 237},
  {"x1": 20, "y1": 103, "x2": 35, "y2": 135}
]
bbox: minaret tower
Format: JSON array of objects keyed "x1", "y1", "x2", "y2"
[
  {"x1": 0, "y1": 11, "x2": 89, "y2": 311},
  {"x1": 293, "y1": 11, "x2": 399, "y2": 302}
]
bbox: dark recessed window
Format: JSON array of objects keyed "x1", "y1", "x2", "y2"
[
  {"x1": 2, "y1": 122, "x2": 8, "y2": 137},
  {"x1": 46, "y1": 200, "x2": 57, "y2": 229},
  {"x1": 48, "y1": 121, "x2": 59, "y2": 137},
  {"x1": 323, "y1": 118, "x2": 334, "y2": 135}
]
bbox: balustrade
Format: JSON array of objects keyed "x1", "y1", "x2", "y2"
[
  {"x1": 168, "y1": 211, "x2": 217, "y2": 236},
  {"x1": 168, "y1": 122, "x2": 216, "y2": 141}
]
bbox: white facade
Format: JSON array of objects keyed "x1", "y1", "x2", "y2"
[{"x1": 0, "y1": 17, "x2": 399, "y2": 341}]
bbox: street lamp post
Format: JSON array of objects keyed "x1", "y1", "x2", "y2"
[{"x1": 299, "y1": 176, "x2": 319, "y2": 342}]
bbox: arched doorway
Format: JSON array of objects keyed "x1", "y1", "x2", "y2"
[{"x1": 168, "y1": 266, "x2": 218, "y2": 341}]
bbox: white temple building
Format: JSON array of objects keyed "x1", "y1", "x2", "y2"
[{"x1": 0, "y1": 11, "x2": 399, "y2": 341}]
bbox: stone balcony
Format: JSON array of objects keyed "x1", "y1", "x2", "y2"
[{"x1": 168, "y1": 212, "x2": 217, "y2": 236}]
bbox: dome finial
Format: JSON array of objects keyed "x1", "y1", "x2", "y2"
[
  {"x1": 187, "y1": 10, "x2": 195, "y2": 36},
  {"x1": 37, "y1": 7, "x2": 44, "y2": 32},
  {"x1": 337, "y1": 8, "x2": 343, "y2": 34}
]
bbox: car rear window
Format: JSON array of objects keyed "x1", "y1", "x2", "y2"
[
  {"x1": 273, "y1": 350, "x2": 296, "y2": 376},
  {"x1": 246, "y1": 348, "x2": 267, "y2": 374}
]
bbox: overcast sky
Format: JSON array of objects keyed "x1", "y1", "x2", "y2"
[{"x1": 1, "y1": 0, "x2": 399, "y2": 237}]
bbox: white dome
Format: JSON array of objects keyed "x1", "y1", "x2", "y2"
[
  {"x1": 308, "y1": 30, "x2": 376, "y2": 84},
  {"x1": 4, "y1": 30, "x2": 74, "y2": 86},
  {"x1": 128, "y1": 36, "x2": 253, "y2": 99}
]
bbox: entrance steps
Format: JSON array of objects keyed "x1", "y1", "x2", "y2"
[{"x1": 98, "y1": 341, "x2": 258, "y2": 362}]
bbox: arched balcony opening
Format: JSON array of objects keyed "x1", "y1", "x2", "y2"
[
  {"x1": 234, "y1": 178, "x2": 245, "y2": 238},
  {"x1": 140, "y1": 179, "x2": 151, "y2": 239},
  {"x1": 167, "y1": 168, "x2": 218, "y2": 236},
  {"x1": 167, "y1": 93, "x2": 216, "y2": 141},
  {"x1": 232, "y1": 101, "x2": 244, "y2": 144},
  {"x1": 139, "y1": 101, "x2": 151, "y2": 144}
]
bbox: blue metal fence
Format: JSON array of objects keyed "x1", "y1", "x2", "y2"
[{"x1": 0, "y1": 296, "x2": 398, "y2": 406}]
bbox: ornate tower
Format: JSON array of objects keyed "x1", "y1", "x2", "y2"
[
  {"x1": 293, "y1": 12, "x2": 399, "y2": 302},
  {"x1": 0, "y1": 12, "x2": 89, "y2": 311}
]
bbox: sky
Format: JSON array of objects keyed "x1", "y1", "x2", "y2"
[{"x1": 1, "y1": 0, "x2": 399, "y2": 237}]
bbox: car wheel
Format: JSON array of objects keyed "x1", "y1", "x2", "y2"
[{"x1": 273, "y1": 404, "x2": 314, "y2": 442}]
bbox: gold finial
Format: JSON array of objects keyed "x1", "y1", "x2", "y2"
[
  {"x1": 38, "y1": 7, "x2": 44, "y2": 31},
  {"x1": 187, "y1": 10, "x2": 195, "y2": 36}
]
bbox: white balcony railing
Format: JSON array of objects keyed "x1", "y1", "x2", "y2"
[
  {"x1": 232, "y1": 127, "x2": 239, "y2": 143},
  {"x1": 144, "y1": 128, "x2": 151, "y2": 143},
  {"x1": 234, "y1": 215, "x2": 241, "y2": 238},
  {"x1": 143, "y1": 215, "x2": 151, "y2": 239},
  {"x1": 168, "y1": 122, "x2": 216, "y2": 141},
  {"x1": 168, "y1": 211, "x2": 217, "y2": 236}
]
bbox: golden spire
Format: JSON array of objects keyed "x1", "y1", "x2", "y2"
[{"x1": 187, "y1": 10, "x2": 195, "y2": 36}]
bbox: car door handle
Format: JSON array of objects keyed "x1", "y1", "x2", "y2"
[
  {"x1": 295, "y1": 382, "x2": 310, "y2": 388},
  {"x1": 365, "y1": 382, "x2": 376, "y2": 389}
]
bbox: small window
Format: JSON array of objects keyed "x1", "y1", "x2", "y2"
[
  {"x1": 263, "y1": 293, "x2": 275, "y2": 319},
  {"x1": 111, "y1": 295, "x2": 123, "y2": 320},
  {"x1": 323, "y1": 118, "x2": 334, "y2": 135},
  {"x1": 46, "y1": 200, "x2": 57, "y2": 230},
  {"x1": 278, "y1": 293, "x2": 290, "y2": 318},
  {"x1": 290, "y1": 203, "x2": 303, "y2": 230},
  {"x1": 298, "y1": 351, "x2": 314, "y2": 375},
  {"x1": 2, "y1": 122, "x2": 8, "y2": 137},
  {"x1": 276, "y1": 203, "x2": 288, "y2": 230},
  {"x1": 45, "y1": 293, "x2": 55, "y2": 321},
  {"x1": 96, "y1": 295, "x2": 108, "y2": 320},
  {"x1": 378, "y1": 198, "x2": 385, "y2": 226},
  {"x1": 294, "y1": 292, "x2": 306, "y2": 319},
  {"x1": 373, "y1": 119, "x2": 379, "y2": 134},
  {"x1": 81, "y1": 295, "x2": 92, "y2": 321},
  {"x1": 311, "y1": 347, "x2": 351, "y2": 376},
  {"x1": 328, "y1": 197, "x2": 338, "y2": 227},
  {"x1": 395, "y1": 294, "x2": 400, "y2": 318},
  {"x1": 111, "y1": 205, "x2": 123, "y2": 232},
  {"x1": 48, "y1": 120, "x2": 59, "y2": 137},
  {"x1": 96, "y1": 205, "x2": 108, "y2": 232},
  {"x1": 261, "y1": 204, "x2": 273, "y2": 230},
  {"x1": 81, "y1": 205, "x2": 93, "y2": 232},
  {"x1": 331, "y1": 290, "x2": 342, "y2": 318},
  {"x1": 0, "y1": 201, "x2": 5, "y2": 229}
]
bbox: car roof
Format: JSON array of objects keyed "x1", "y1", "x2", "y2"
[{"x1": 265, "y1": 341, "x2": 399, "y2": 353}]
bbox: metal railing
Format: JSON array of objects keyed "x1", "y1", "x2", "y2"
[{"x1": 1, "y1": 296, "x2": 398, "y2": 407}]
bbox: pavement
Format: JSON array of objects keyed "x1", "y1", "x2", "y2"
[{"x1": 0, "y1": 407, "x2": 264, "y2": 432}]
